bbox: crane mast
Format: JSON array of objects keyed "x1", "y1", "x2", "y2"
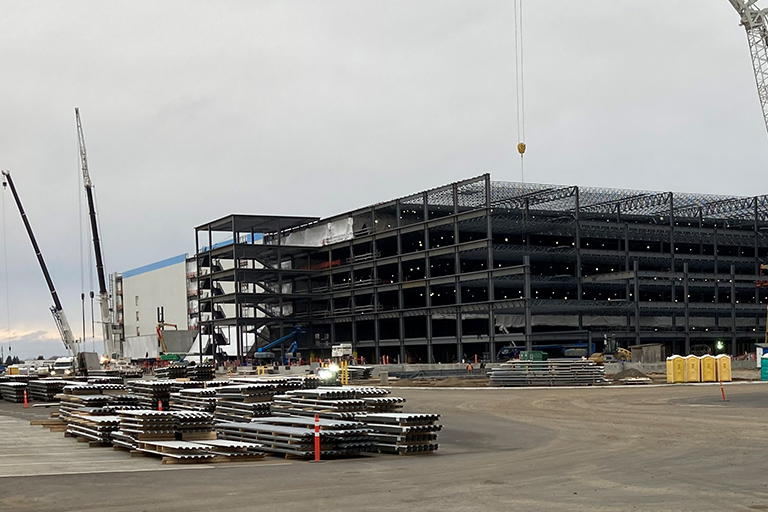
[
  {"x1": 75, "y1": 108, "x2": 115, "y2": 357},
  {"x1": 728, "y1": 0, "x2": 768, "y2": 134},
  {"x1": 1, "y1": 170, "x2": 79, "y2": 359}
]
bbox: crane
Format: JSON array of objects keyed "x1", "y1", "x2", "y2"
[
  {"x1": 75, "y1": 107, "x2": 116, "y2": 358},
  {"x1": 728, "y1": 0, "x2": 768, "y2": 134},
  {"x1": 1, "y1": 170, "x2": 80, "y2": 361}
]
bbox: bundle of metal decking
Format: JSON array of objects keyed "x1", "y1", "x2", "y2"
[
  {"x1": 169, "y1": 387, "x2": 218, "y2": 412},
  {"x1": 216, "y1": 416, "x2": 373, "y2": 458},
  {"x1": 65, "y1": 408, "x2": 121, "y2": 444},
  {"x1": 1, "y1": 381, "x2": 28, "y2": 403},
  {"x1": 187, "y1": 363, "x2": 215, "y2": 381},
  {"x1": 271, "y1": 388, "x2": 366, "y2": 420},
  {"x1": 155, "y1": 365, "x2": 188, "y2": 380},
  {"x1": 213, "y1": 384, "x2": 276, "y2": 422},
  {"x1": 357, "y1": 413, "x2": 441, "y2": 454},
  {"x1": 127, "y1": 381, "x2": 172, "y2": 409},
  {"x1": 363, "y1": 396, "x2": 406, "y2": 413},
  {"x1": 347, "y1": 366, "x2": 374, "y2": 380},
  {"x1": 230, "y1": 375, "x2": 318, "y2": 392},
  {"x1": 488, "y1": 359, "x2": 609, "y2": 387},
  {"x1": 172, "y1": 411, "x2": 216, "y2": 440},
  {"x1": 27, "y1": 379, "x2": 68, "y2": 401}
]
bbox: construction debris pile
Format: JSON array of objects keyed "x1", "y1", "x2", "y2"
[{"x1": 488, "y1": 359, "x2": 609, "y2": 387}]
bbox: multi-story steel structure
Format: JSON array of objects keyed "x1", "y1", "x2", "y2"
[{"x1": 195, "y1": 174, "x2": 768, "y2": 364}]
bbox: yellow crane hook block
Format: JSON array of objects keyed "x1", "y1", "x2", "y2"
[{"x1": 517, "y1": 142, "x2": 526, "y2": 155}]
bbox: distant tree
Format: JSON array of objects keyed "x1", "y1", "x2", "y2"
[
  {"x1": 3, "y1": 356, "x2": 10, "y2": 365},
  {"x1": 37, "y1": 355, "x2": 44, "y2": 360},
  {"x1": 11, "y1": 356, "x2": 20, "y2": 364}
]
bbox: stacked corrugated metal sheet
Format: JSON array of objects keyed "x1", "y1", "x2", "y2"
[
  {"x1": 155, "y1": 365, "x2": 188, "y2": 380},
  {"x1": 272, "y1": 388, "x2": 366, "y2": 420},
  {"x1": 216, "y1": 415, "x2": 373, "y2": 458},
  {"x1": 65, "y1": 408, "x2": 121, "y2": 444},
  {"x1": 231, "y1": 375, "x2": 317, "y2": 393},
  {"x1": 28, "y1": 379, "x2": 69, "y2": 401},
  {"x1": 127, "y1": 380, "x2": 172, "y2": 409},
  {"x1": 488, "y1": 359, "x2": 609, "y2": 387},
  {"x1": 344, "y1": 386, "x2": 407, "y2": 413},
  {"x1": 187, "y1": 363, "x2": 215, "y2": 381},
  {"x1": 1, "y1": 381, "x2": 28, "y2": 403},
  {"x1": 172, "y1": 411, "x2": 216, "y2": 440},
  {"x1": 56, "y1": 384, "x2": 124, "y2": 420},
  {"x1": 169, "y1": 387, "x2": 218, "y2": 413},
  {"x1": 118, "y1": 410, "x2": 176, "y2": 442},
  {"x1": 358, "y1": 413, "x2": 441, "y2": 454},
  {"x1": 87, "y1": 376, "x2": 125, "y2": 386},
  {"x1": 213, "y1": 384, "x2": 275, "y2": 423},
  {"x1": 347, "y1": 366, "x2": 374, "y2": 380}
]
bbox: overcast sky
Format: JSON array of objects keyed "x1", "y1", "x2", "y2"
[{"x1": 0, "y1": 1, "x2": 765, "y2": 360}]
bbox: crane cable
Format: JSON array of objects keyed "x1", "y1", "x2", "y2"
[
  {"x1": 1, "y1": 180, "x2": 10, "y2": 359},
  {"x1": 514, "y1": 0, "x2": 527, "y2": 182}
]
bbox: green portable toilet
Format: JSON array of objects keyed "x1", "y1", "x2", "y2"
[{"x1": 761, "y1": 355, "x2": 768, "y2": 381}]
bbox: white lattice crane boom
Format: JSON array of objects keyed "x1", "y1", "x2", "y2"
[{"x1": 729, "y1": 0, "x2": 768, "y2": 134}]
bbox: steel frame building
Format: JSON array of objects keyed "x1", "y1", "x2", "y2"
[{"x1": 195, "y1": 174, "x2": 768, "y2": 363}]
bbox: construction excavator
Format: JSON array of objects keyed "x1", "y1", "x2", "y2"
[{"x1": 589, "y1": 335, "x2": 632, "y2": 364}]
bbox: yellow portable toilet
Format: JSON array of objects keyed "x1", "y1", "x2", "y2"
[
  {"x1": 716, "y1": 354, "x2": 732, "y2": 382},
  {"x1": 667, "y1": 355, "x2": 685, "y2": 383},
  {"x1": 700, "y1": 354, "x2": 716, "y2": 382},
  {"x1": 684, "y1": 355, "x2": 701, "y2": 382},
  {"x1": 8, "y1": 365, "x2": 19, "y2": 376}
]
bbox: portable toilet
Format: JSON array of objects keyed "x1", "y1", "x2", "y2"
[
  {"x1": 756, "y1": 344, "x2": 768, "y2": 369},
  {"x1": 700, "y1": 354, "x2": 716, "y2": 382},
  {"x1": 666, "y1": 355, "x2": 685, "y2": 383},
  {"x1": 684, "y1": 355, "x2": 701, "y2": 382},
  {"x1": 717, "y1": 354, "x2": 732, "y2": 382}
]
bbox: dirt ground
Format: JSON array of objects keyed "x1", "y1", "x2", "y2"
[
  {"x1": 2, "y1": 382, "x2": 768, "y2": 511},
  {"x1": 385, "y1": 368, "x2": 762, "y2": 387}
]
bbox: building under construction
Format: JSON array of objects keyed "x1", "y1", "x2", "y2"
[{"x1": 194, "y1": 174, "x2": 768, "y2": 363}]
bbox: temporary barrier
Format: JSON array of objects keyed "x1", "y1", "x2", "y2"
[
  {"x1": 666, "y1": 355, "x2": 685, "y2": 383},
  {"x1": 716, "y1": 354, "x2": 732, "y2": 382},
  {"x1": 700, "y1": 355, "x2": 716, "y2": 382},
  {"x1": 684, "y1": 355, "x2": 701, "y2": 382}
]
